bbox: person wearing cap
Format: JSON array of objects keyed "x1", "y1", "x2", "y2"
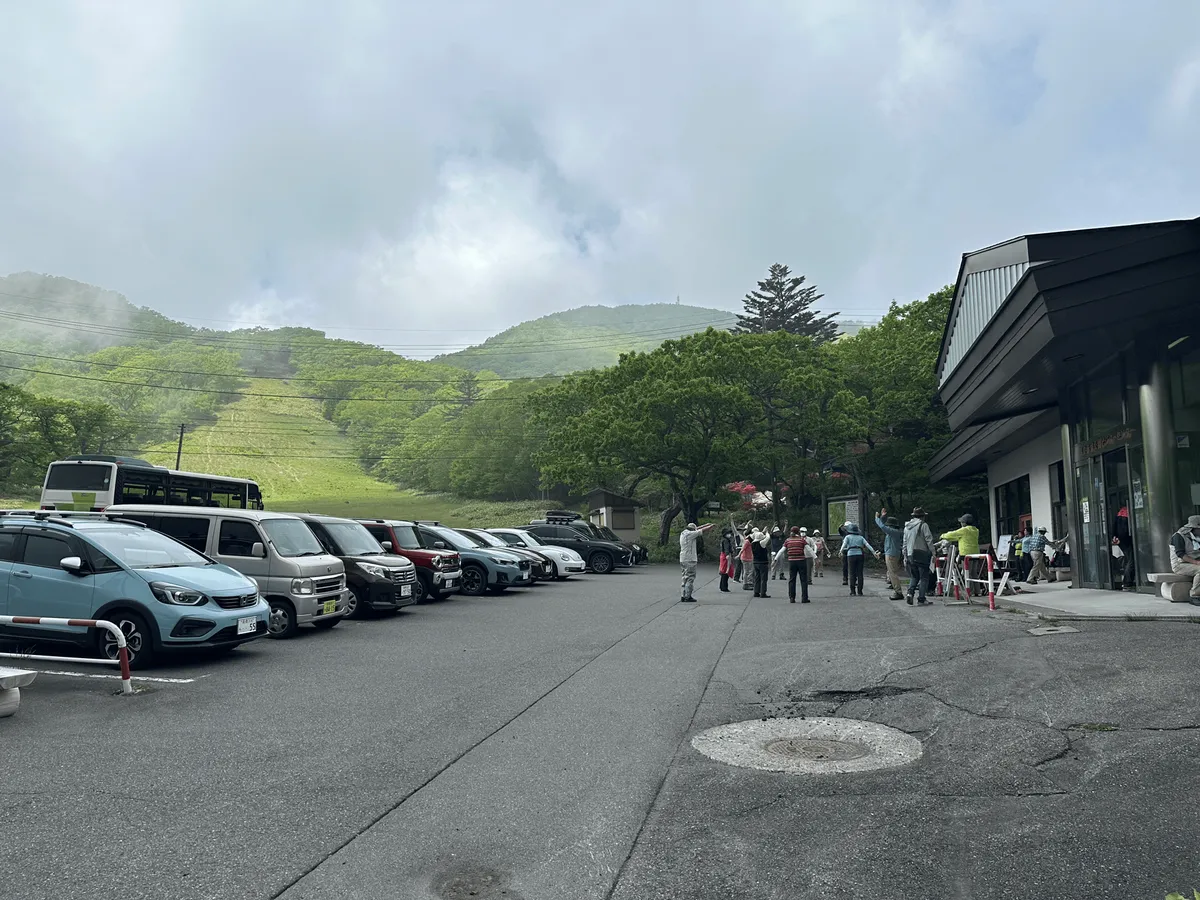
[
  {"x1": 903, "y1": 507, "x2": 936, "y2": 605},
  {"x1": 839, "y1": 523, "x2": 879, "y2": 596},
  {"x1": 775, "y1": 526, "x2": 815, "y2": 603},
  {"x1": 1169, "y1": 515, "x2": 1200, "y2": 604},
  {"x1": 811, "y1": 529, "x2": 827, "y2": 578},
  {"x1": 749, "y1": 525, "x2": 773, "y2": 597},
  {"x1": 798, "y1": 527, "x2": 815, "y2": 584},
  {"x1": 678, "y1": 522, "x2": 714, "y2": 603},
  {"x1": 941, "y1": 513, "x2": 982, "y2": 595},
  {"x1": 1024, "y1": 527, "x2": 1052, "y2": 585},
  {"x1": 875, "y1": 508, "x2": 906, "y2": 601},
  {"x1": 769, "y1": 525, "x2": 786, "y2": 581}
]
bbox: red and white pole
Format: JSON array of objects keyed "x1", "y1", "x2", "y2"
[
  {"x1": 0, "y1": 616, "x2": 133, "y2": 694},
  {"x1": 987, "y1": 554, "x2": 996, "y2": 611}
]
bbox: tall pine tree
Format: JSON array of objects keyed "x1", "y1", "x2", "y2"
[{"x1": 734, "y1": 263, "x2": 839, "y2": 343}]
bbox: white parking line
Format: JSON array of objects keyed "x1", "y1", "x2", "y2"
[{"x1": 32, "y1": 669, "x2": 202, "y2": 684}]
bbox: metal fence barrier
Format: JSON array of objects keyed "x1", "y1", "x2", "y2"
[{"x1": 0, "y1": 616, "x2": 133, "y2": 694}]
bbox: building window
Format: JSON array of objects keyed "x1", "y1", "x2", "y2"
[
  {"x1": 1170, "y1": 344, "x2": 1200, "y2": 521},
  {"x1": 995, "y1": 475, "x2": 1031, "y2": 542},
  {"x1": 1049, "y1": 461, "x2": 1067, "y2": 539}
]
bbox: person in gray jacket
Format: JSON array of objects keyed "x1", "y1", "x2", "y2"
[
  {"x1": 679, "y1": 522, "x2": 714, "y2": 603},
  {"x1": 903, "y1": 507, "x2": 936, "y2": 606}
]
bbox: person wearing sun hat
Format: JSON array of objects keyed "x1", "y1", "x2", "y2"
[
  {"x1": 810, "y1": 529, "x2": 827, "y2": 578},
  {"x1": 1169, "y1": 515, "x2": 1200, "y2": 604}
]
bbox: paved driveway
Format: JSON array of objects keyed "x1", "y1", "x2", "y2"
[{"x1": 2, "y1": 567, "x2": 1196, "y2": 899}]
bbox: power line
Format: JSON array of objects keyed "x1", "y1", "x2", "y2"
[
  {"x1": 0, "y1": 363, "x2": 524, "y2": 401},
  {"x1": 0, "y1": 348, "x2": 564, "y2": 385}
]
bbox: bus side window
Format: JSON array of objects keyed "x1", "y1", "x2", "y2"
[
  {"x1": 117, "y1": 470, "x2": 166, "y2": 504},
  {"x1": 211, "y1": 486, "x2": 241, "y2": 508}
]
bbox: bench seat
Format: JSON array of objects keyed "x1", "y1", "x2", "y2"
[
  {"x1": 1147, "y1": 572, "x2": 1197, "y2": 602},
  {"x1": 0, "y1": 666, "x2": 37, "y2": 718}
]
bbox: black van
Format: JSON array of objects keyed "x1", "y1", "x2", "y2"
[{"x1": 295, "y1": 514, "x2": 419, "y2": 618}]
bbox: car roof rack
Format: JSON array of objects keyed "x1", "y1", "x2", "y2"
[
  {"x1": 0, "y1": 510, "x2": 149, "y2": 528},
  {"x1": 416, "y1": 520, "x2": 441, "y2": 526}
]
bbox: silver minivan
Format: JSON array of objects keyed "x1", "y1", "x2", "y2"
[{"x1": 107, "y1": 505, "x2": 348, "y2": 638}]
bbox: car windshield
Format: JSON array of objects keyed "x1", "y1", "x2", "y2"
[
  {"x1": 320, "y1": 521, "x2": 384, "y2": 556},
  {"x1": 454, "y1": 529, "x2": 491, "y2": 548},
  {"x1": 466, "y1": 530, "x2": 507, "y2": 548},
  {"x1": 599, "y1": 527, "x2": 621, "y2": 541},
  {"x1": 262, "y1": 518, "x2": 326, "y2": 557},
  {"x1": 82, "y1": 524, "x2": 212, "y2": 569},
  {"x1": 511, "y1": 530, "x2": 544, "y2": 546},
  {"x1": 389, "y1": 525, "x2": 424, "y2": 550},
  {"x1": 428, "y1": 527, "x2": 472, "y2": 551}
]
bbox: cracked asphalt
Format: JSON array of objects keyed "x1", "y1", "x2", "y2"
[{"x1": 2, "y1": 566, "x2": 1197, "y2": 899}]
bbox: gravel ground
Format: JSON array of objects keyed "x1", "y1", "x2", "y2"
[{"x1": 2, "y1": 566, "x2": 1197, "y2": 900}]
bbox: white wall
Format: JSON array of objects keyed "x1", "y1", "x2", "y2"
[{"x1": 987, "y1": 428, "x2": 1063, "y2": 541}]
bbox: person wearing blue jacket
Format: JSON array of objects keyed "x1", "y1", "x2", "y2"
[
  {"x1": 839, "y1": 523, "x2": 880, "y2": 596},
  {"x1": 875, "y1": 509, "x2": 906, "y2": 601}
]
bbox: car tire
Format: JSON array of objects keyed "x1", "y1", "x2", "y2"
[
  {"x1": 345, "y1": 587, "x2": 370, "y2": 619},
  {"x1": 461, "y1": 564, "x2": 487, "y2": 596},
  {"x1": 313, "y1": 617, "x2": 340, "y2": 630},
  {"x1": 95, "y1": 610, "x2": 155, "y2": 670},
  {"x1": 415, "y1": 574, "x2": 433, "y2": 603},
  {"x1": 590, "y1": 551, "x2": 614, "y2": 574},
  {"x1": 266, "y1": 598, "x2": 298, "y2": 639}
]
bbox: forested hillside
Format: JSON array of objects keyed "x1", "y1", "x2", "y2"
[{"x1": 434, "y1": 303, "x2": 740, "y2": 376}]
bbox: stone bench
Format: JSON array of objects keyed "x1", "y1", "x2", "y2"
[
  {"x1": 0, "y1": 665, "x2": 37, "y2": 717},
  {"x1": 1147, "y1": 572, "x2": 1196, "y2": 603}
]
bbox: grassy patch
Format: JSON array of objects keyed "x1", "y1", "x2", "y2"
[{"x1": 141, "y1": 378, "x2": 402, "y2": 505}]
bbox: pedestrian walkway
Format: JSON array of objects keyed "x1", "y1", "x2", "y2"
[{"x1": 979, "y1": 579, "x2": 1200, "y2": 621}]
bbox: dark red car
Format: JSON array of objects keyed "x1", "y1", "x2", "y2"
[{"x1": 357, "y1": 519, "x2": 463, "y2": 601}]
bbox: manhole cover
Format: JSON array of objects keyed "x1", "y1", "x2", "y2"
[
  {"x1": 766, "y1": 738, "x2": 868, "y2": 761},
  {"x1": 691, "y1": 716, "x2": 922, "y2": 775}
]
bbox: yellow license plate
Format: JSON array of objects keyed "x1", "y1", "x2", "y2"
[{"x1": 321, "y1": 599, "x2": 337, "y2": 615}]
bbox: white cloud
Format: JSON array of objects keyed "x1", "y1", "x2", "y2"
[{"x1": 1, "y1": 0, "x2": 1198, "y2": 356}]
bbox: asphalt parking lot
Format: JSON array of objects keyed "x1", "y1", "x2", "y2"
[{"x1": 2, "y1": 566, "x2": 1198, "y2": 900}]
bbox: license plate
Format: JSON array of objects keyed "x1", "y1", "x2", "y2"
[
  {"x1": 400, "y1": 584, "x2": 412, "y2": 597},
  {"x1": 444, "y1": 579, "x2": 457, "y2": 589},
  {"x1": 321, "y1": 599, "x2": 337, "y2": 615},
  {"x1": 237, "y1": 616, "x2": 257, "y2": 635}
]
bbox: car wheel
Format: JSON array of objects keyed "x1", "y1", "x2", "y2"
[
  {"x1": 461, "y1": 565, "x2": 487, "y2": 596},
  {"x1": 590, "y1": 551, "x2": 614, "y2": 574},
  {"x1": 415, "y1": 574, "x2": 433, "y2": 603},
  {"x1": 345, "y1": 587, "x2": 370, "y2": 619},
  {"x1": 313, "y1": 617, "x2": 340, "y2": 630},
  {"x1": 95, "y1": 610, "x2": 155, "y2": 669},
  {"x1": 267, "y1": 598, "x2": 298, "y2": 639}
]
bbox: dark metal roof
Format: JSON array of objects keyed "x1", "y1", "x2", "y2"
[{"x1": 934, "y1": 218, "x2": 1195, "y2": 384}]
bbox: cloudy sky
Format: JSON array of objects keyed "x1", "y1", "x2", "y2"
[{"x1": 3, "y1": 0, "x2": 1199, "y2": 355}]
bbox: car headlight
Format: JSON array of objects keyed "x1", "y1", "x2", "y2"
[
  {"x1": 358, "y1": 562, "x2": 389, "y2": 579},
  {"x1": 431, "y1": 555, "x2": 443, "y2": 569},
  {"x1": 488, "y1": 555, "x2": 513, "y2": 566},
  {"x1": 150, "y1": 582, "x2": 209, "y2": 606},
  {"x1": 290, "y1": 578, "x2": 315, "y2": 596}
]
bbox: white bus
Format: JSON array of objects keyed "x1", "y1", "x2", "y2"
[{"x1": 39, "y1": 455, "x2": 263, "y2": 512}]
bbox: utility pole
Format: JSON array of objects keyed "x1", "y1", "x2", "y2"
[{"x1": 175, "y1": 424, "x2": 186, "y2": 469}]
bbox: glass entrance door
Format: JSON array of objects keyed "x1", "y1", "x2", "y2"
[{"x1": 1103, "y1": 449, "x2": 1139, "y2": 589}]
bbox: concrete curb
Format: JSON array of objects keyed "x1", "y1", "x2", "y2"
[{"x1": 964, "y1": 594, "x2": 1200, "y2": 623}]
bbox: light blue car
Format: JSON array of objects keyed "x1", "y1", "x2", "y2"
[{"x1": 0, "y1": 513, "x2": 270, "y2": 668}]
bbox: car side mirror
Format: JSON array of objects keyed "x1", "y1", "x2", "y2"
[
  {"x1": 381, "y1": 541, "x2": 393, "y2": 551},
  {"x1": 59, "y1": 556, "x2": 85, "y2": 575},
  {"x1": 251, "y1": 542, "x2": 267, "y2": 559},
  {"x1": 433, "y1": 541, "x2": 446, "y2": 550}
]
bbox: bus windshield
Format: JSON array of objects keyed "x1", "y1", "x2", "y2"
[{"x1": 46, "y1": 463, "x2": 113, "y2": 492}]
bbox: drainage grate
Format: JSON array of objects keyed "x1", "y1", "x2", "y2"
[
  {"x1": 766, "y1": 738, "x2": 868, "y2": 761},
  {"x1": 692, "y1": 717, "x2": 922, "y2": 775}
]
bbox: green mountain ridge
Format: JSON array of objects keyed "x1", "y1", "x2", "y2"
[{"x1": 433, "y1": 303, "x2": 741, "y2": 377}]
